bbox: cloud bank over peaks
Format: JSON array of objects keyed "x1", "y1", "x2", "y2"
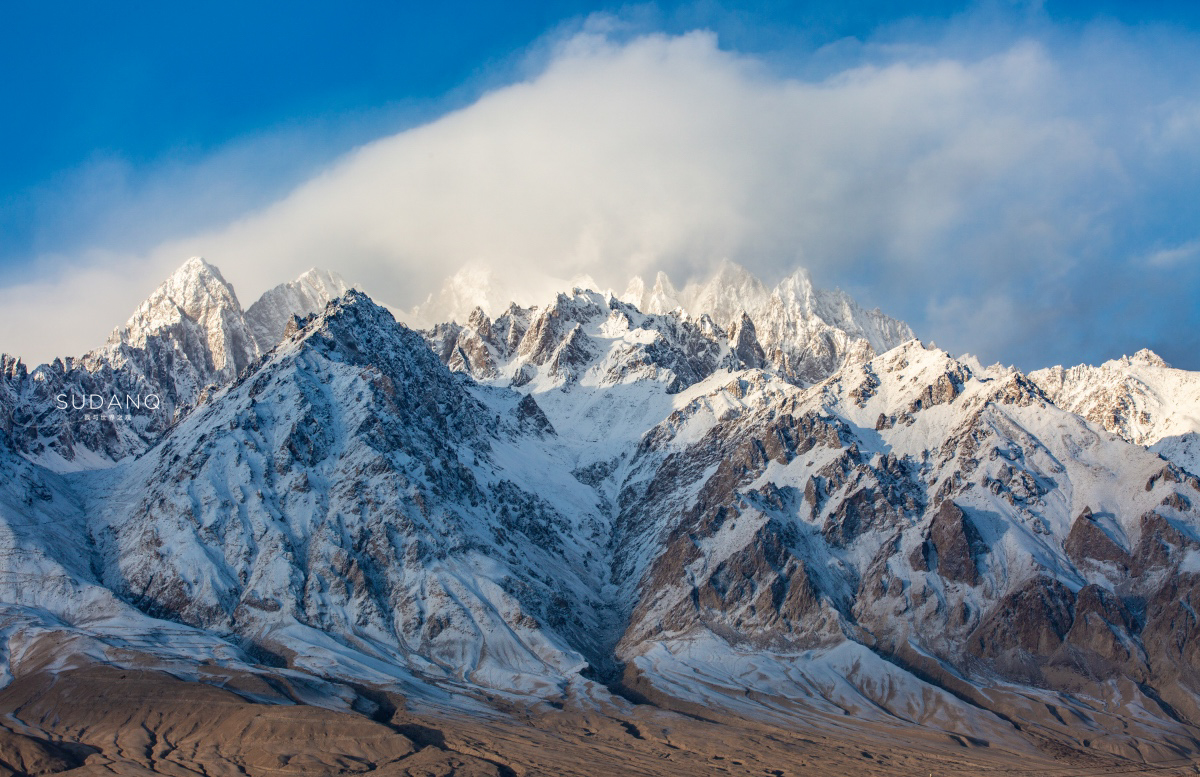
[{"x1": 4, "y1": 21, "x2": 1200, "y2": 369}]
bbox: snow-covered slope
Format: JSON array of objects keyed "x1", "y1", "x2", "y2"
[
  {"x1": 1031, "y1": 349, "x2": 1200, "y2": 474},
  {"x1": 6, "y1": 258, "x2": 1200, "y2": 760}
]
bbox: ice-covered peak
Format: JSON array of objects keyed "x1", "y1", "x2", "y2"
[
  {"x1": 1031, "y1": 348, "x2": 1200, "y2": 447},
  {"x1": 245, "y1": 267, "x2": 351, "y2": 349},
  {"x1": 106, "y1": 256, "x2": 257, "y2": 376},
  {"x1": 1118, "y1": 348, "x2": 1170, "y2": 369},
  {"x1": 772, "y1": 266, "x2": 816, "y2": 306},
  {"x1": 122, "y1": 256, "x2": 240, "y2": 335}
]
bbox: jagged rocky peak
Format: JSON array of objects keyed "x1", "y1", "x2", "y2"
[
  {"x1": 244, "y1": 267, "x2": 351, "y2": 349},
  {"x1": 104, "y1": 256, "x2": 259, "y2": 377},
  {"x1": 653, "y1": 261, "x2": 916, "y2": 384},
  {"x1": 1119, "y1": 347, "x2": 1170, "y2": 368},
  {"x1": 422, "y1": 260, "x2": 917, "y2": 390},
  {"x1": 1030, "y1": 346, "x2": 1200, "y2": 449}
]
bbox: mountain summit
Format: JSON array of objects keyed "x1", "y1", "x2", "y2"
[
  {"x1": 105, "y1": 256, "x2": 258, "y2": 379},
  {"x1": 0, "y1": 257, "x2": 351, "y2": 469},
  {"x1": 426, "y1": 260, "x2": 915, "y2": 389}
]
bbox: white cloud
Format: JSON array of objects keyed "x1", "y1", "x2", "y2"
[
  {"x1": 5, "y1": 24, "x2": 1200, "y2": 369},
  {"x1": 1144, "y1": 239, "x2": 1200, "y2": 269}
]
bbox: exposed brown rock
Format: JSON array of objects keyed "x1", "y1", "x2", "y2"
[
  {"x1": 908, "y1": 540, "x2": 931, "y2": 572},
  {"x1": 969, "y1": 577, "x2": 1076, "y2": 673},
  {"x1": 1133, "y1": 510, "x2": 1197, "y2": 573},
  {"x1": 727, "y1": 312, "x2": 765, "y2": 370},
  {"x1": 906, "y1": 367, "x2": 967, "y2": 413},
  {"x1": 1064, "y1": 507, "x2": 1131, "y2": 572},
  {"x1": 1061, "y1": 584, "x2": 1141, "y2": 672},
  {"x1": 928, "y1": 500, "x2": 982, "y2": 585}
]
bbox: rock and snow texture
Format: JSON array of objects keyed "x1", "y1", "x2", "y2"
[
  {"x1": 103, "y1": 257, "x2": 260, "y2": 381},
  {"x1": 1032, "y1": 348, "x2": 1200, "y2": 474},
  {"x1": 429, "y1": 259, "x2": 915, "y2": 391},
  {"x1": 606, "y1": 343, "x2": 1200, "y2": 753},
  {"x1": 245, "y1": 267, "x2": 352, "y2": 348},
  {"x1": 6, "y1": 257, "x2": 1200, "y2": 756},
  {"x1": 0, "y1": 258, "x2": 348, "y2": 470}
]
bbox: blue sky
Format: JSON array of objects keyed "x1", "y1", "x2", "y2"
[{"x1": 4, "y1": 1, "x2": 1200, "y2": 369}]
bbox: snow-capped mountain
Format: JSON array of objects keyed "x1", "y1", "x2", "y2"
[
  {"x1": 426, "y1": 260, "x2": 914, "y2": 395},
  {"x1": 5, "y1": 256, "x2": 1200, "y2": 772},
  {"x1": 1031, "y1": 348, "x2": 1200, "y2": 473},
  {"x1": 0, "y1": 258, "x2": 350, "y2": 470}
]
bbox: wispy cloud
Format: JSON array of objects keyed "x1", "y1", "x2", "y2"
[
  {"x1": 5, "y1": 14, "x2": 1200, "y2": 370},
  {"x1": 1143, "y1": 239, "x2": 1200, "y2": 269}
]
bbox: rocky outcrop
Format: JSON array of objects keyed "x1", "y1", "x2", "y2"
[
  {"x1": 928, "y1": 500, "x2": 982, "y2": 585},
  {"x1": 1064, "y1": 507, "x2": 1131, "y2": 571}
]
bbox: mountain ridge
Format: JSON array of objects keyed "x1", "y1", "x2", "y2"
[{"x1": 3, "y1": 257, "x2": 1200, "y2": 773}]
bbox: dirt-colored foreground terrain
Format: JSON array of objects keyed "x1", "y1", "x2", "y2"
[{"x1": 0, "y1": 666, "x2": 1196, "y2": 777}]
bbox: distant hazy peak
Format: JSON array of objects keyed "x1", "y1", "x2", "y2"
[
  {"x1": 621, "y1": 270, "x2": 683, "y2": 315},
  {"x1": 404, "y1": 264, "x2": 598, "y2": 328},
  {"x1": 245, "y1": 267, "x2": 352, "y2": 349},
  {"x1": 678, "y1": 260, "x2": 770, "y2": 329}
]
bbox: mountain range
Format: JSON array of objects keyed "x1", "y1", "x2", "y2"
[{"x1": 0, "y1": 257, "x2": 1198, "y2": 776}]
